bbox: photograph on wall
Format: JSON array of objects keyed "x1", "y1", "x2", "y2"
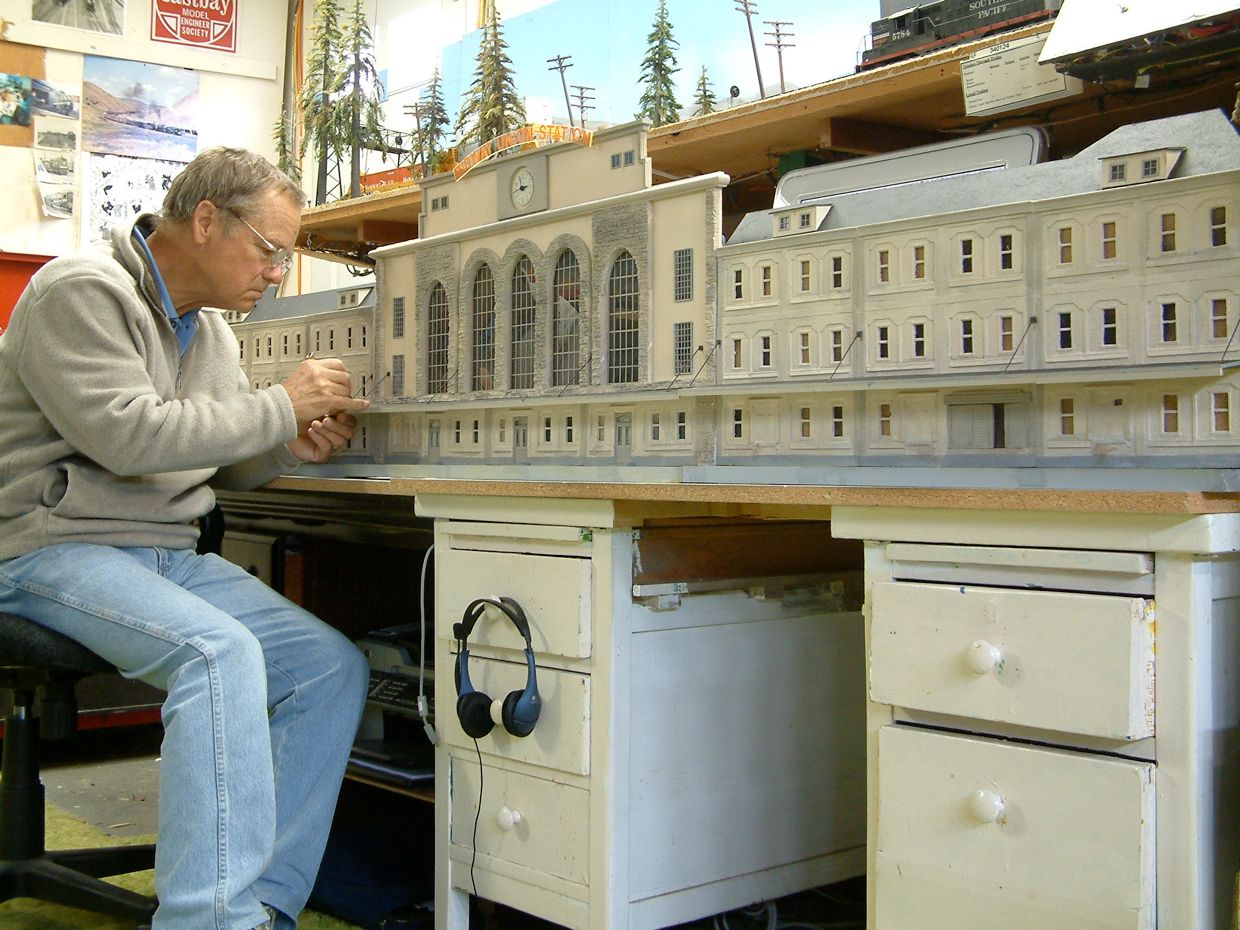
[
  {"x1": 34, "y1": 149, "x2": 76, "y2": 183},
  {"x1": 152, "y1": 0, "x2": 237, "y2": 53},
  {"x1": 34, "y1": 115, "x2": 78, "y2": 150},
  {"x1": 84, "y1": 151, "x2": 183, "y2": 244},
  {"x1": 32, "y1": 0, "x2": 125, "y2": 36},
  {"x1": 39, "y1": 185, "x2": 76, "y2": 219},
  {"x1": 31, "y1": 78, "x2": 81, "y2": 119},
  {"x1": 82, "y1": 55, "x2": 198, "y2": 163},
  {"x1": 0, "y1": 74, "x2": 33, "y2": 126}
]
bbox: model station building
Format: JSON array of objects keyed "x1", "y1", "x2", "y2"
[{"x1": 232, "y1": 109, "x2": 1240, "y2": 483}]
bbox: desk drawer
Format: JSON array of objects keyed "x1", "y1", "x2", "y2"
[
  {"x1": 870, "y1": 581, "x2": 1154, "y2": 740},
  {"x1": 449, "y1": 758, "x2": 589, "y2": 887},
  {"x1": 442, "y1": 659, "x2": 591, "y2": 775},
  {"x1": 438, "y1": 548, "x2": 592, "y2": 661},
  {"x1": 876, "y1": 725, "x2": 1154, "y2": 930}
]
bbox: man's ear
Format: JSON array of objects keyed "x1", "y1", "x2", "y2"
[{"x1": 189, "y1": 200, "x2": 219, "y2": 246}]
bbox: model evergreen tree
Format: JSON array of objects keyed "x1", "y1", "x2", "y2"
[
  {"x1": 272, "y1": 108, "x2": 302, "y2": 184},
  {"x1": 635, "y1": 0, "x2": 682, "y2": 127},
  {"x1": 419, "y1": 68, "x2": 452, "y2": 174},
  {"x1": 340, "y1": 0, "x2": 386, "y2": 197},
  {"x1": 299, "y1": 0, "x2": 345, "y2": 204},
  {"x1": 454, "y1": 2, "x2": 526, "y2": 149},
  {"x1": 692, "y1": 65, "x2": 717, "y2": 117}
]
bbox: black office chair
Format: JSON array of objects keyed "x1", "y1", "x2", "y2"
[{"x1": 0, "y1": 505, "x2": 225, "y2": 925}]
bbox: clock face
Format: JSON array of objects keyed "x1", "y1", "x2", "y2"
[{"x1": 510, "y1": 167, "x2": 535, "y2": 208}]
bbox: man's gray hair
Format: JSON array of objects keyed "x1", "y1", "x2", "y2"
[{"x1": 162, "y1": 147, "x2": 304, "y2": 223}]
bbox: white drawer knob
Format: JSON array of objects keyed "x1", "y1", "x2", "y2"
[
  {"x1": 496, "y1": 806, "x2": 523, "y2": 831},
  {"x1": 966, "y1": 640, "x2": 1002, "y2": 674},
  {"x1": 969, "y1": 789, "x2": 1005, "y2": 824}
]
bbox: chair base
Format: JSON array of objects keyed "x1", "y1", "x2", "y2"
[{"x1": 0, "y1": 842, "x2": 157, "y2": 924}]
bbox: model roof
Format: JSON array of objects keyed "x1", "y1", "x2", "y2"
[
  {"x1": 242, "y1": 282, "x2": 375, "y2": 324},
  {"x1": 725, "y1": 108, "x2": 1240, "y2": 246}
]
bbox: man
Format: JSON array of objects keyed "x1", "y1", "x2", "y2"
[{"x1": 0, "y1": 148, "x2": 371, "y2": 930}]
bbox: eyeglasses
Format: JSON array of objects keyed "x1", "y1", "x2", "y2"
[{"x1": 227, "y1": 209, "x2": 294, "y2": 274}]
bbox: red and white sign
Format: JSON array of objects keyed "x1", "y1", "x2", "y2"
[{"x1": 151, "y1": 0, "x2": 237, "y2": 53}]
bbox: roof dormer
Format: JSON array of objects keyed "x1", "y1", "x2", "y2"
[
  {"x1": 1100, "y1": 148, "x2": 1184, "y2": 188},
  {"x1": 772, "y1": 203, "x2": 830, "y2": 238}
]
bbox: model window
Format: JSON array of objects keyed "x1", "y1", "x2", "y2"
[
  {"x1": 280, "y1": 334, "x2": 288, "y2": 356},
  {"x1": 877, "y1": 326, "x2": 890, "y2": 360},
  {"x1": 1142, "y1": 158, "x2": 1159, "y2": 178},
  {"x1": 673, "y1": 248, "x2": 693, "y2": 301},
  {"x1": 1058, "y1": 227, "x2": 1073, "y2": 264},
  {"x1": 1058, "y1": 312, "x2": 1073, "y2": 350},
  {"x1": 879, "y1": 403, "x2": 892, "y2": 437},
  {"x1": 731, "y1": 337, "x2": 743, "y2": 369},
  {"x1": 472, "y1": 419, "x2": 481, "y2": 443},
  {"x1": 799, "y1": 259, "x2": 811, "y2": 292},
  {"x1": 471, "y1": 265, "x2": 496, "y2": 391},
  {"x1": 799, "y1": 331, "x2": 811, "y2": 365},
  {"x1": 607, "y1": 250, "x2": 640, "y2": 384},
  {"x1": 392, "y1": 296, "x2": 405, "y2": 338},
  {"x1": 426, "y1": 282, "x2": 449, "y2": 394},
  {"x1": 877, "y1": 249, "x2": 890, "y2": 284},
  {"x1": 733, "y1": 268, "x2": 744, "y2": 300},
  {"x1": 830, "y1": 329, "x2": 844, "y2": 363},
  {"x1": 831, "y1": 255, "x2": 844, "y2": 288},
  {"x1": 960, "y1": 319, "x2": 974, "y2": 354},
  {"x1": 1059, "y1": 398, "x2": 1075, "y2": 436},
  {"x1": 674, "y1": 321, "x2": 693, "y2": 374},
  {"x1": 392, "y1": 354, "x2": 405, "y2": 396},
  {"x1": 650, "y1": 413, "x2": 661, "y2": 441},
  {"x1": 498, "y1": 418, "x2": 507, "y2": 443},
  {"x1": 732, "y1": 408, "x2": 744, "y2": 438},
  {"x1": 960, "y1": 239, "x2": 974, "y2": 274},
  {"x1": 348, "y1": 327, "x2": 356, "y2": 350},
  {"x1": 1162, "y1": 395, "x2": 1180, "y2": 433},
  {"x1": 360, "y1": 327, "x2": 367, "y2": 349},
  {"x1": 597, "y1": 415, "x2": 606, "y2": 442},
  {"x1": 912, "y1": 245, "x2": 926, "y2": 279},
  {"x1": 610, "y1": 153, "x2": 621, "y2": 169},
  {"x1": 1101, "y1": 307, "x2": 1118, "y2": 347},
  {"x1": 1211, "y1": 206, "x2": 1228, "y2": 246},
  {"x1": 511, "y1": 256, "x2": 536, "y2": 390},
  {"x1": 1214, "y1": 393, "x2": 1232, "y2": 432},
  {"x1": 1213, "y1": 298, "x2": 1230, "y2": 339},
  {"x1": 327, "y1": 329, "x2": 335, "y2": 351},
  {"x1": 1110, "y1": 163, "x2": 1126, "y2": 182},
  {"x1": 624, "y1": 150, "x2": 635, "y2": 166},
  {"x1": 552, "y1": 250, "x2": 581, "y2": 387},
  {"x1": 265, "y1": 335, "x2": 273, "y2": 357},
  {"x1": 239, "y1": 339, "x2": 244, "y2": 360},
  {"x1": 779, "y1": 216, "x2": 791, "y2": 231},
  {"x1": 760, "y1": 264, "x2": 773, "y2": 298},
  {"x1": 999, "y1": 316, "x2": 1014, "y2": 352},
  {"x1": 912, "y1": 322, "x2": 926, "y2": 358},
  {"x1": 453, "y1": 420, "x2": 462, "y2": 444},
  {"x1": 800, "y1": 212, "x2": 812, "y2": 228},
  {"x1": 1161, "y1": 303, "x2": 1178, "y2": 343},
  {"x1": 832, "y1": 406, "x2": 844, "y2": 438},
  {"x1": 1102, "y1": 221, "x2": 1118, "y2": 260},
  {"x1": 999, "y1": 234, "x2": 1014, "y2": 270},
  {"x1": 676, "y1": 410, "x2": 687, "y2": 440},
  {"x1": 759, "y1": 334, "x2": 773, "y2": 368},
  {"x1": 1160, "y1": 214, "x2": 1176, "y2": 252},
  {"x1": 543, "y1": 417, "x2": 552, "y2": 442},
  {"x1": 255, "y1": 336, "x2": 262, "y2": 357},
  {"x1": 800, "y1": 407, "x2": 812, "y2": 438},
  {"x1": 565, "y1": 416, "x2": 574, "y2": 443}
]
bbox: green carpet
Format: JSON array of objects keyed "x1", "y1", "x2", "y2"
[{"x1": 0, "y1": 802, "x2": 362, "y2": 930}]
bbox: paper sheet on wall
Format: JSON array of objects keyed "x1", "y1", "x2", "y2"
[{"x1": 83, "y1": 152, "x2": 184, "y2": 245}]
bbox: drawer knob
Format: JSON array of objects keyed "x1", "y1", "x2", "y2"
[
  {"x1": 496, "y1": 806, "x2": 523, "y2": 831},
  {"x1": 966, "y1": 640, "x2": 1002, "y2": 674},
  {"x1": 969, "y1": 789, "x2": 1005, "y2": 824}
]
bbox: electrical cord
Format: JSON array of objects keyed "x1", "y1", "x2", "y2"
[
  {"x1": 417, "y1": 544, "x2": 437, "y2": 744},
  {"x1": 470, "y1": 738, "x2": 483, "y2": 899}
]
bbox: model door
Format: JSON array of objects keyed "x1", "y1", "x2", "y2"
[
  {"x1": 426, "y1": 419, "x2": 441, "y2": 464},
  {"x1": 614, "y1": 414, "x2": 632, "y2": 464},
  {"x1": 513, "y1": 417, "x2": 529, "y2": 463}
]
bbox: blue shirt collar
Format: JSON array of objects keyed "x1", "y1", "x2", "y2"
[{"x1": 132, "y1": 225, "x2": 199, "y2": 357}]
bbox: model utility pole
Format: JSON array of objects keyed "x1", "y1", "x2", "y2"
[
  {"x1": 735, "y1": 0, "x2": 765, "y2": 99},
  {"x1": 403, "y1": 100, "x2": 428, "y2": 174},
  {"x1": 547, "y1": 54, "x2": 576, "y2": 127},
  {"x1": 763, "y1": 20, "x2": 794, "y2": 94},
  {"x1": 571, "y1": 84, "x2": 596, "y2": 128}
]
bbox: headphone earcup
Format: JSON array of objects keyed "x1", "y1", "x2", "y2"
[
  {"x1": 501, "y1": 688, "x2": 538, "y2": 738},
  {"x1": 457, "y1": 691, "x2": 495, "y2": 739}
]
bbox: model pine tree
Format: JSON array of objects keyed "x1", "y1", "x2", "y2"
[
  {"x1": 635, "y1": 0, "x2": 682, "y2": 127},
  {"x1": 455, "y1": 3, "x2": 526, "y2": 149},
  {"x1": 272, "y1": 108, "x2": 301, "y2": 184},
  {"x1": 692, "y1": 65, "x2": 717, "y2": 117},
  {"x1": 418, "y1": 68, "x2": 452, "y2": 174},
  {"x1": 341, "y1": 0, "x2": 386, "y2": 197},
  {"x1": 299, "y1": 0, "x2": 345, "y2": 204}
]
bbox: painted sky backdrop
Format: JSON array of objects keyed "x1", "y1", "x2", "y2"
[{"x1": 423, "y1": 0, "x2": 876, "y2": 129}]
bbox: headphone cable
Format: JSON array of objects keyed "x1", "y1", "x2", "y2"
[
  {"x1": 417, "y1": 544, "x2": 438, "y2": 745},
  {"x1": 471, "y1": 738, "x2": 483, "y2": 900}
]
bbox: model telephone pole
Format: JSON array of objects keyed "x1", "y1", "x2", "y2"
[
  {"x1": 764, "y1": 20, "x2": 794, "y2": 94},
  {"x1": 734, "y1": 0, "x2": 765, "y2": 99},
  {"x1": 547, "y1": 54, "x2": 576, "y2": 127},
  {"x1": 571, "y1": 84, "x2": 596, "y2": 127}
]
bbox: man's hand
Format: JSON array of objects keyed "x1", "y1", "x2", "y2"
[
  {"x1": 287, "y1": 413, "x2": 359, "y2": 464},
  {"x1": 281, "y1": 357, "x2": 369, "y2": 431}
]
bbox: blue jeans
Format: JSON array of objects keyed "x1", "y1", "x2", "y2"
[{"x1": 0, "y1": 544, "x2": 370, "y2": 930}]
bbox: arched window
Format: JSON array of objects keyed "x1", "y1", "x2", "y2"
[
  {"x1": 426, "y1": 282, "x2": 449, "y2": 394},
  {"x1": 511, "y1": 257, "x2": 536, "y2": 389},
  {"x1": 607, "y1": 250, "x2": 639, "y2": 384},
  {"x1": 472, "y1": 265, "x2": 495, "y2": 390},
  {"x1": 552, "y1": 250, "x2": 581, "y2": 386}
]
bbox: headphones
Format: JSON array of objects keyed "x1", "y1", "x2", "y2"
[{"x1": 453, "y1": 596, "x2": 541, "y2": 739}]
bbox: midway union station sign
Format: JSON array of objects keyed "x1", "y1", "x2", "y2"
[
  {"x1": 454, "y1": 123, "x2": 594, "y2": 180},
  {"x1": 152, "y1": 0, "x2": 237, "y2": 53}
]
